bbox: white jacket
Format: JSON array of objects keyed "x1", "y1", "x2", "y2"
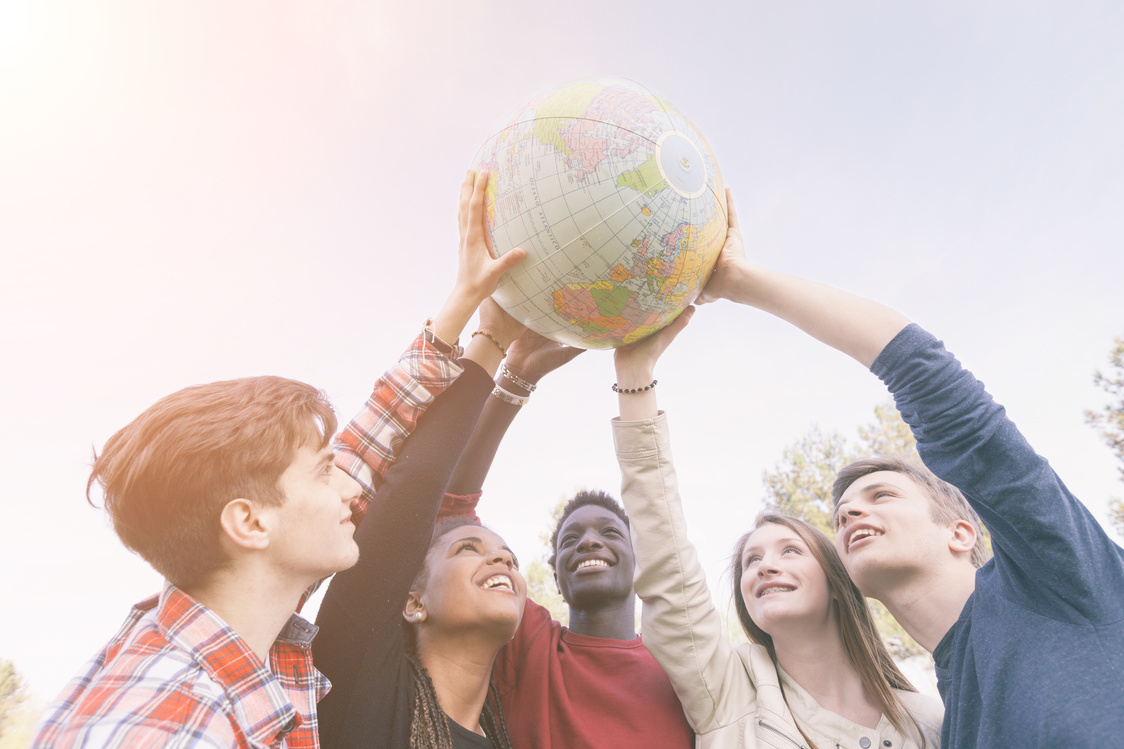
[{"x1": 613, "y1": 413, "x2": 944, "y2": 749}]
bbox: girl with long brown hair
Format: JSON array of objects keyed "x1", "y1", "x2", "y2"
[{"x1": 609, "y1": 300, "x2": 944, "y2": 748}]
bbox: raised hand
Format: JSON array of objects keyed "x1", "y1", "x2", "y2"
[
  {"x1": 696, "y1": 188, "x2": 749, "y2": 306},
  {"x1": 432, "y1": 171, "x2": 527, "y2": 345},
  {"x1": 504, "y1": 330, "x2": 585, "y2": 387}
]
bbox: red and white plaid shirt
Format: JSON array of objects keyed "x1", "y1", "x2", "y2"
[
  {"x1": 35, "y1": 334, "x2": 462, "y2": 748},
  {"x1": 34, "y1": 585, "x2": 326, "y2": 749}
]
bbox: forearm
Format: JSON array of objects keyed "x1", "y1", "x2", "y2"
[
  {"x1": 446, "y1": 389, "x2": 522, "y2": 495},
  {"x1": 613, "y1": 414, "x2": 749, "y2": 731},
  {"x1": 334, "y1": 334, "x2": 464, "y2": 516},
  {"x1": 314, "y1": 363, "x2": 494, "y2": 729},
  {"x1": 729, "y1": 262, "x2": 909, "y2": 368}
]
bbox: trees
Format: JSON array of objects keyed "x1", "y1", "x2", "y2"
[
  {"x1": 761, "y1": 402, "x2": 924, "y2": 659},
  {"x1": 1086, "y1": 335, "x2": 1124, "y2": 539},
  {"x1": 0, "y1": 659, "x2": 28, "y2": 741},
  {"x1": 524, "y1": 497, "x2": 570, "y2": 624}
]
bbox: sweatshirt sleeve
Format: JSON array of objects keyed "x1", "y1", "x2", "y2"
[
  {"x1": 872, "y1": 323, "x2": 1124, "y2": 623},
  {"x1": 612, "y1": 413, "x2": 760, "y2": 733},
  {"x1": 312, "y1": 362, "x2": 493, "y2": 748}
]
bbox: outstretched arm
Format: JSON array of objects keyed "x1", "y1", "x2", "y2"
[
  {"x1": 334, "y1": 171, "x2": 526, "y2": 518},
  {"x1": 698, "y1": 189, "x2": 909, "y2": 368},
  {"x1": 446, "y1": 331, "x2": 583, "y2": 497},
  {"x1": 611, "y1": 309, "x2": 768, "y2": 732}
]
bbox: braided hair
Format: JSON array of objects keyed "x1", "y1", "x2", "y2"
[
  {"x1": 405, "y1": 653, "x2": 513, "y2": 749},
  {"x1": 405, "y1": 516, "x2": 516, "y2": 749}
]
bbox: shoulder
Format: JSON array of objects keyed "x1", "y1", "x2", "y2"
[
  {"x1": 38, "y1": 646, "x2": 237, "y2": 748},
  {"x1": 895, "y1": 688, "x2": 945, "y2": 739}
]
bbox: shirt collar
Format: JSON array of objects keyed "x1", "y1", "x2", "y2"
[{"x1": 152, "y1": 583, "x2": 313, "y2": 745}]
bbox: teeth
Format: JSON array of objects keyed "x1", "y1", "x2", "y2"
[
  {"x1": 848, "y1": 528, "x2": 883, "y2": 549},
  {"x1": 758, "y1": 585, "x2": 795, "y2": 598},
  {"x1": 483, "y1": 575, "x2": 513, "y2": 591},
  {"x1": 577, "y1": 559, "x2": 609, "y2": 570}
]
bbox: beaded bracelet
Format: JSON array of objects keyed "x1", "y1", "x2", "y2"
[
  {"x1": 612, "y1": 379, "x2": 657, "y2": 394},
  {"x1": 491, "y1": 384, "x2": 528, "y2": 407},
  {"x1": 500, "y1": 364, "x2": 537, "y2": 392},
  {"x1": 471, "y1": 330, "x2": 506, "y2": 357}
]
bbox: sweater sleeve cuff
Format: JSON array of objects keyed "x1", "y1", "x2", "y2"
[{"x1": 611, "y1": 411, "x2": 670, "y2": 459}]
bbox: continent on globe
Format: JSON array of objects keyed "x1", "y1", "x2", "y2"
[{"x1": 473, "y1": 77, "x2": 727, "y2": 349}]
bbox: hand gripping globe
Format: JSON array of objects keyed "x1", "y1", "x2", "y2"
[{"x1": 473, "y1": 78, "x2": 727, "y2": 349}]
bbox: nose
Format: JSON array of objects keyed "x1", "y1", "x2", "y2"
[
  {"x1": 836, "y1": 506, "x2": 863, "y2": 528},
  {"x1": 331, "y1": 466, "x2": 363, "y2": 504},
  {"x1": 576, "y1": 529, "x2": 603, "y2": 552},
  {"x1": 756, "y1": 554, "x2": 780, "y2": 578},
  {"x1": 491, "y1": 548, "x2": 515, "y2": 569}
]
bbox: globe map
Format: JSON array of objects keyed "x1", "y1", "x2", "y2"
[{"x1": 473, "y1": 78, "x2": 728, "y2": 349}]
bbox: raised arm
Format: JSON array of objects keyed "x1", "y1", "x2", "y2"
[
  {"x1": 698, "y1": 189, "x2": 909, "y2": 368},
  {"x1": 611, "y1": 311, "x2": 766, "y2": 732},
  {"x1": 313, "y1": 362, "x2": 496, "y2": 749},
  {"x1": 334, "y1": 171, "x2": 526, "y2": 522},
  {"x1": 446, "y1": 331, "x2": 583, "y2": 498}
]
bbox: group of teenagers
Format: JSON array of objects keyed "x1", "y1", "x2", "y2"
[{"x1": 34, "y1": 172, "x2": 1124, "y2": 749}]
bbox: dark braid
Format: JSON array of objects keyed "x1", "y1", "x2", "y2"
[{"x1": 405, "y1": 653, "x2": 514, "y2": 749}]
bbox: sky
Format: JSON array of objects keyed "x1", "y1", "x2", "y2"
[{"x1": 2, "y1": 1, "x2": 1123, "y2": 705}]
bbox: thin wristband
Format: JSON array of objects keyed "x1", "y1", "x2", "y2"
[
  {"x1": 612, "y1": 379, "x2": 657, "y2": 394},
  {"x1": 500, "y1": 364, "x2": 537, "y2": 392},
  {"x1": 491, "y1": 384, "x2": 528, "y2": 406},
  {"x1": 423, "y1": 318, "x2": 462, "y2": 359},
  {"x1": 471, "y1": 330, "x2": 507, "y2": 357}
]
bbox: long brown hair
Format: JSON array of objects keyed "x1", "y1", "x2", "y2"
[
  {"x1": 404, "y1": 516, "x2": 515, "y2": 749},
  {"x1": 730, "y1": 512, "x2": 918, "y2": 739}
]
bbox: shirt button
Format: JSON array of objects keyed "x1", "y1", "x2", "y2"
[
  {"x1": 859, "y1": 738, "x2": 871, "y2": 748},
  {"x1": 281, "y1": 718, "x2": 296, "y2": 733}
]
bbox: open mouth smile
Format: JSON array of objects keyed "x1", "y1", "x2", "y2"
[
  {"x1": 756, "y1": 584, "x2": 795, "y2": 598},
  {"x1": 481, "y1": 574, "x2": 515, "y2": 592},
  {"x1": 846, "y1": 527, "x2": 884, "y2": 551},
  {"x1": 574, "y1": 558, "x2": 611, "y2": 572}
]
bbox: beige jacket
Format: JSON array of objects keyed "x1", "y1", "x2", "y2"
[{"x1": 613, "y1": 414, "x2": 944, "y2": 749}]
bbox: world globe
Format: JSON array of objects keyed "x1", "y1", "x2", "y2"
[{"x1": 473, "y1": 77, "x2": 727, "y2": 349}]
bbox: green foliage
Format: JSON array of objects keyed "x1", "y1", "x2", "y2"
[
  {"x1": 761, "y1": 403, "x2": 926, "y2": 659},
  {"x1": 0, "y1": 659, "x2": 29, "y2": 741},
  {"x1": 525, "y1": 496, "x2": 570, "y2": 624},
  {"x1": 1086, "y1": 335, "x2": 1124, "y2": 539},
  {"x1": 762, "y1": 427, "x2": 849, "y2": 536},
  {"x1": 1110, "y1": 498, "x2": 1124, "y2": 540},
  {"x1": 524, "y1": 559, "x2": 569, "y2": 624}
]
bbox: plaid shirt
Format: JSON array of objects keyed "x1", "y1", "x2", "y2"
[
  {"x1": 36, "y1": 334, "x2": 462, "y2": 748},
  {"x1": 333, "y1": 332, "x2": 464, "y2": 526},
  {"x1": 34, "y1": 585, "x2": 326, "y2": 749}
]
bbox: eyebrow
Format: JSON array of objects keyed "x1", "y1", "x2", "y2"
[
  {"x1": 833, "y1": 481, "x2": 899, "y2": 520},
  {"x1": 744, "y1": 535, "x2": 802, "y2": 553},
  {"x1": 448, "y1": 535, "x2": 517, "y2": 558},
  {"x1": 561, "y1": 515, "x2": 625, "y2": 533}
]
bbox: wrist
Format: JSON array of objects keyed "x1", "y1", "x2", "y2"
[
  {"x1": 498, "y1": 364, "x2": 534, "y2": 396},
  {"x1": 431, "y1": 291, "x2": 479, "y2": 346}
]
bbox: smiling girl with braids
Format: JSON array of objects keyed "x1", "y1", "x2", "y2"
[{"x1": 312, "y1": 172, "x2": 530, "y2": 749}]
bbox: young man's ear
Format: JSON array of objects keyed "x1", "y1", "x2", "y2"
[
  {"x1": 219, "y1": 498, "x2": 272, "y2": 551},
  {"x1": 948, "y1": 519, "x2": 978, "y2": 558}
]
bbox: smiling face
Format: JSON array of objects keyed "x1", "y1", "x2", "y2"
[
  {"x1": 553, "y1": 504, "x2": 635, "y2": 612},
  {"x1": 268, "y1": 444, "x2": 362, "y2": 584},
  {"x1": 410, "y1": 525, "x2": 527, "y2": 640},
  {"x1": 833, "y1": 470, "x2": 961, "y2": 595},
  {"x1": 737, "y1": 522, "x2": 835, "y2": 636}
]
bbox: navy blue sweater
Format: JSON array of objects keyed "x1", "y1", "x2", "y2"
[{"x1": 873, "y1": 325, "x2": 1124, "y2": 748}]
